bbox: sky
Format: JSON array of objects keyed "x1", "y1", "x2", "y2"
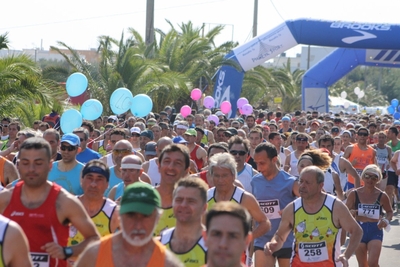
[{"x1": 2, "y1": 0, "x2": 400, "y2": 56}]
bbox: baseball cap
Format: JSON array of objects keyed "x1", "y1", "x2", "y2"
[
  {"x1": 237, "y1": 118, "x2": 244, "y2": 124},
  {"x1": 184, "y1": 129, "x2": 197, "y2": 137},
  {"x1": 215, "y1": 111, "x2": 224, "y2": 117},
  {"x1": 147, "y1": 118, "x2": 157, "y2": 126},
  {"x1": 394, "y1": 120, "x2": 400, "y2": 126},
  {"x1": 144, "y1": 142, "x2": 157, "y2": 156},
  {"x1": 311, "y1": 120, "x2": 320, "y2": 126},
  {"x1": 194, "y1": 127, "x2": 205, "y2": 135},
  {"x1": 140, "y1": 130, "x2": 154, "y2": 140},
  {"x1": 120, "y1": 183, "x2": 161, "y2": 215},
  {"x1": 225, "y1": 127, "x2": 238, "y2": 136},
  {"x1": 331, "y1": 126, "x2": 340, "y2": 133},
  {"x1": 61, "y1": 133, "x2": 80, "y2": 146},
  {"x1": 130, "y1": 127, "x2": 141, "y2": 135},
  {"x1": 282, "y1": 116, "x2": 290, "y2": 122},
  {"x1": 172, "y1": 136, "x2": 188, "y2": 144},
  {"x1": 108, "y1": 115, "x2": 118, "y2": 122}
]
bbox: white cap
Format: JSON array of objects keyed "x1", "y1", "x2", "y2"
[
  {"x1": 215, "y1": 111, "x2": 224, "y2": 117},
  {"x1": 130, "y1": 127, "x2": 141, "y2": 135}
]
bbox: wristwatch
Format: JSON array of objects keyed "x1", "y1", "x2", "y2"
[{"x1": 63, "y1": 247, "x2": 73, "y2": 260}]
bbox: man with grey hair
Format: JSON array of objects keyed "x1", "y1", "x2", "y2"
[
  {"x1": 265, "y1": 166, "x2": 363, "y2": 267},
  {"x1": 107, "y1": 140, "x2": 150, "y2": 196},
  {"x1": 207, "y1": 153, "x2": 271, "y2": 255},
  {"x1": 73, "y1": 127, "x2": 101, "y2": 164},
  {"x1": 108, "y1": 154, "x2": 151, "y2": 201}
]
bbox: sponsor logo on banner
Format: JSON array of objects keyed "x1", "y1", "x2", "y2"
[
  {"x1": 213, "y1": 64, "x2": 244, "y2": 118},
  {"x1": 303, "y1": 88, "x2": 327, "y2": 112},
  {"x1": 342, "y1": 30, "x2": 377, "y2": 44},
  {"x1": 330, "y1": 22, "x2": 391, "y2": 31},
  {"x1": 232, "y1": 23, "x2": 298, "y2": 71}
]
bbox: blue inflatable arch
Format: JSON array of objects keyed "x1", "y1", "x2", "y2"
[
  {"x1": 302, "y1": 48, "x2": 400, "y2": 112},
  {"x1": 213, "y1": 19, "x2": 400, "y2": 116}
]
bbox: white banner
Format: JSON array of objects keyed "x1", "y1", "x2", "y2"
[
  {"x1": 232, "y1": 23, "x2": 298, "y2": 71},
  {"x1": 303, "y1": 88, "x2": 328, "y2": 112}
]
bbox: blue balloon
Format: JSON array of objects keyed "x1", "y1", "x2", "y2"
[
  {"x1": 81, "y1": 99, "x2": 103, "y2": 120},
  {"x1": 394, "y1": 112, "x2": 400, "y2": 120},
  {"x1": 60, "y1": 109, "x2": 83, "y2": 133},
  {"x1": 66, "y1": 73, "x2": 88, "y2": 97},
  {"x1": 131, "y1": 94, "x2": 153, "y2": 117},
  {"x1": 110, "y1": 88, "x2": 133, "y2": 115},
  {"x1": 397, "y1": 105, "x2": 400, "y2": 112},
  {"x1": 391, "y1": 98, "x2": 399, "y2": 108},
  {"x1": 388, "y1": 105, "x2": 395, "y2": 114}
]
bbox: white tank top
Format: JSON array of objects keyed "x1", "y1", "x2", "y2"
[
  {"x1": 279, "y1": 147, "x2": 287, "y2": 170},
  {"x1": 106, "y1": 153, "x2": 114, "y2": 167},
  {"x1": 237, "y1": 163, "x2": 254, "y2": 192},
  {"x1": 147, "y1": 158, "x2": 161, "y2": 186},
  {"x1": 289, "y1": 151, "x2": 299, "y2": 177},
  {"x1": 333, "y1": 154, "x2": 347, "y2": 191},
  {"x1": 324, "y1": 168, "x2": 337, "y2": 196}
]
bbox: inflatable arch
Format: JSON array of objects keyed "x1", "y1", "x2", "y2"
[
  {"x1": 302, "y1": 48, "x2": 400, "y2": 112},
  {"x1": 213, "y1": 19, "x2": 400, "y2": 116}
]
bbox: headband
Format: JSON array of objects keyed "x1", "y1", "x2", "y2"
[
  {"x1": 176, "y1": 125, "x2": 189, "y2": 130},
  {"x1": 121, "y1": 163, "x2": 142, "y2": 170},
  {"x1": 298, "y1": 155, "x2": 314, "y2": 164},
  {"x1": 82, "y1": 166, "x2": 109, "y2": 180}
]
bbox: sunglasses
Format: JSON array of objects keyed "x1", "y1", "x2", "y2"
[
  {"x1": 131, "y1": 134, "x2": 140, "y2": 137},
  {"x1": 296, "y1": 138, "x2": 308, "y2": 142},
  {"x1": 230, "y1": 150, "x2": 247, "y2": 156},
  {"x1": 80, "y1": 138, "x2": 85, "y2": 142},
  {"x1": 358, "y1": 132, "x2": 368, "y2": 137},
  {"x1": 60, "y1": 145, "x2": 77, "y2": 151},
  {"x1": 298, "y1": 123, "x2": 306, "y2": 126},
  {"x1": 1, "y1": 124, "x2": 8, "y2": 127},
  {"x1": 364, "y1": 173, "x2": 378, "y2": 181},
  {"x1": 113, "y1": 149, "x2": 131, "y2": 156}
]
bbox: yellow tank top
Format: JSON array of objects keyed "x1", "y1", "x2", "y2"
[
  {"x1": 154, "y1": 206, "x2": 175, "y2": 236},
  {"x1": 291, "y1": 194, "x2": 341, "y2": 267},
  {"x1": 207, "y1": 186, "x2": 245, "y2": 210},
  {"x1": 160, "y1": 227, "x2": 207, "y2": 267},
  {"x1": 68, "y1": 198, "x2": 117, "y2": 246}
]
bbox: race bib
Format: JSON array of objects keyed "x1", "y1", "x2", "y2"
[
  {"x1": 356, "y1": 169, "x2": 363, "y2": 176},
  {"x1": 259, "y1": 199, "x2": 280, "y2": 219},
  {"x1": 31, "y1": 252, "x2": 50, "y2": 267},
  {"x1": 298, "y1": 241, "x2": 329, "y2": 263},
  {"x1": 358, "y1": 203, "x2": 380, "y2": 219}
]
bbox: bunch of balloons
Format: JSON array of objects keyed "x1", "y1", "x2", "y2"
[
  {"x1": 61, "y1": 72, "x2": 154, "y2": 133},
  {"x1": 388, "y1": 98, "x2": 400, "y2": 118}
]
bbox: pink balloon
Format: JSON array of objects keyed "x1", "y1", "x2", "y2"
[
  {"x1": 203, "y1": 96, "x2": 215, "y2": 109},
  {"x1": 180, "y1": 105, "x2": 192, "y2": 118},
  {"x1": 207, "y1": 115, "x2": 219, "y2": 125},
  {"x1": 190, "y1": 88, "x2": 202, "y2": 101},
  {"x1": 242, "y1": 104, "x2": 253, "y2": 115},
  {"x1": 237, "y1": 97, "x2": 249, "y2": 109},
  {"x1": 220, "y1": 101, "x2": 231, "y2": 114}
]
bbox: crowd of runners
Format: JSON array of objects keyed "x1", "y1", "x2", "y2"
[{"x1": 0, "y1": 106, "x2": 396, "y2": 267}]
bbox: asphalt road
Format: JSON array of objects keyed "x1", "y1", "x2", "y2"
[{"x1": 347, "y1": 211, "x2": 400, "y2": 266}]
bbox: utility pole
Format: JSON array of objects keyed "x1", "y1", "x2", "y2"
[
  {"x1": 253, "y1": 0, "x2": 258, "y2": 37},
  {"x1": 145, "y1": 0, "x2": 155, "y2": 45}
]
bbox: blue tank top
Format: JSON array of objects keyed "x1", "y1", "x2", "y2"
[
  {"x1": 48, "y1": 161, "x2": 84, "y2": 195},
  {"x1": 251, "y1": 170, "x2": 297, "y2": 248},
  {"x1": 106, "y1": 167, "x2": 122, "y2": 197},
  {"x1": 115, "y1": 182, "x2": 125, "y2": 200}
]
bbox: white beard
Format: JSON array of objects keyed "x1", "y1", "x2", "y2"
[{"x1": 121, "y1": 224, "x2": 156, "y2": 247}]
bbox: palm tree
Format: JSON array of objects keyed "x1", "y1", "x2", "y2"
[
  {"x1": 0, "y1": 33, "x2": 9, "y2": 50},
  {"x1": 268, "y1": 59, "x2": 304, "y2": 112},
  {"x1": 0, "y1": 54, "x2": 63, "y2": 126}
]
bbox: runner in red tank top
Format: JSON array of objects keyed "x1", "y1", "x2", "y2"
[
  {"x1": 0, "y1": 137, "x2": 100, "y2": 267},
  {"x1": 184, "y1": 129, "x2": 207, "y2": 170}
]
